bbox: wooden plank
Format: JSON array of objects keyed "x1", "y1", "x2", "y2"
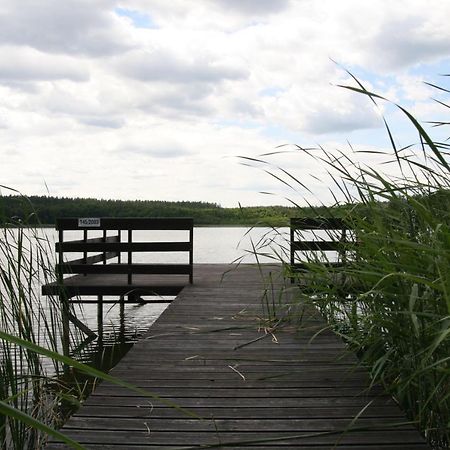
[
  {"x1": 47, "y1": 429, "x2": 427, "y2": 446},
  {"x1": 48, "y1": 444, "x2": 429, "y2": 450},
  {"x1": 57, "y1": 241, "x2": 192, "y2": 252},
  {"x1": 63, "y1": 251, "x2": 118, "y2": 266},
  {"x1": 65, "y1": 417, "x2": 416, "y2": 432},
  {"x1": 47, "y1": 264, "x2": 428, "y2": 449},
  {"x1": 57, "y1": 263, "x2": 192, "y2": 275},
  {"x1": 56, "y1": 217, "x2": 193, "y2": 230},
  {"x1": 56, "y1": 235, "x2": 119, "y2": 250},
  {"x1": 291, "y1": 240, "x2": 343, "y2": 251},
  {"x1": 48, "y1": 280, "x2": 190, "y2": 298},
  {"x1": 69, "y1": 405, "x2": 407, "y2": 419},
  {"x1": 291, "y1": 217, "x2": 349, "y2": 230},
  {"x1": 47, "y1": 442, "x2": 428, "y2": 450},
  {"x1": 79, "y1": 396, "x2": 397, "y2": 409}
]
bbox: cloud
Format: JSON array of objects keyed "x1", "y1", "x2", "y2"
[
  {"x1": 117, "y1": 49, "x2": 248, "y2": 84},
  {"x1": 78, "y1": 116, "x2": 125, "y2": 129},
  {"x1": 258, "y1": 73, "x2": 383, "y2": 135},
  {"x1": 312, "y1": 1, "x2": 450, "y2": 73},
  {"x1": 119, "y1": 142, "x2": 190, "y2": 158},
  {"x1": 27, "y1": 82, "x2": 130, "y2": 128},
  {"x1": 371, "y1": 16, "x2": 450, "y2": 71},
  {"x1": 115, "y1": 7, "x2": 157, "y2": 29},
  {"x1": 0, "y1": 0, "x2": 131, "y2": 56},
  {"x1": 1, "y1": 0, "x2": 450, "y2": 206},
  {"x1": 0, "y1": 46, "x2": 89, "y2": 83},
  {"x1": 211, "y1": 0, "x2": 290, "y2": 16}
]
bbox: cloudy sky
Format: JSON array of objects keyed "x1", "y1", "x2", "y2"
[{"x1": 1, "y1": 0, "x2": 449, "y2": 206}]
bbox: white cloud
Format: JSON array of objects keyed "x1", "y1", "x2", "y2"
[
  {"x1": 116, "y1": 140, "x2": 191, "y2": 158},
  {"x1": 211, "y1": 0, "x2": 290, "y2": 16},
  {"x1": 0, "y1": 46, "x2": 89, "y2": 83},
  {"x1": 0, "y1": 0, "x2": 131, "y2": 56},
  {"x1": 0, "y1": 0, "x2": 449, "y2": 206},
  {"x1": 116, "y1": 49, "x2": 248, "y2": 83}
]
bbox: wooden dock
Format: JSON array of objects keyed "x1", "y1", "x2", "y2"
[{"x1": 47, "y1": 264, "x2": 429, "y2": 449}]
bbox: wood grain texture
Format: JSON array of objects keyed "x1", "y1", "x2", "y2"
[{"x1": 47, "y1": 264, "x2": 429, "y2": 449}]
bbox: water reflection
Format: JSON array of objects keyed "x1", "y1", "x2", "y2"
[{"x1": 70, "y1": 300, "x2": 170, "y2": 366}]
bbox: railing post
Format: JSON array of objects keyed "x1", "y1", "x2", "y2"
[
  {"x1": 127, "y1": 229, "x2": 132, "y2": 285},
  {"x1": 117, "y1": 230, "x2": 122, "y2": 264},
  {"x1": 83, "y1": 229, "x2": 88, "y2": 276},
  {"x1": 290, "y1": 219, "x2": 295, "y2": 283},
  {"x1": 189, "y1": 224, "x2": 194, "y2": 284},
  {"x1": 103, "y1": 229, "x2": 107, "y2": 264}
]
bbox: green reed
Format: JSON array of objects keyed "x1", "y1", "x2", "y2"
[
  {"x1": 0, "y1": 190, "x2": 200, "y2": 449},
  {"x1": 245, "y1": 77, "x2": 450, "y2": 449},
  {"x1": 0, "y1": 199, "x2": 82, "y2": 448}
]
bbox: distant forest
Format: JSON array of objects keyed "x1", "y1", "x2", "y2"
[
  {"x1": 0, "y1": 195, "x2": 310, "y2": 226},
  {"x1": 2, "y1": 190, "x2": 448, "y2": 226}
]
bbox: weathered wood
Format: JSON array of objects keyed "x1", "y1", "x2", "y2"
[
  {"x1": 49, "y1": 429, "x2": 428, "y2": 446},
  {"x1": 58, "y1": 241, "x2": 191, "y2": 252},
  {"x1": 47, "y1": 444, "x2": 429, "y2": 450},
  {"x1": 42, "y1": 273, "x2": 186, "y2": 297},
  {"x1": 63, "y1": 251, "x2": 118, "y2": 266},
  {"x1": 43, "y1": 217, "x2": 194, "y2": 300},
  {"x1": 69, "y1": 405, "x2": 407, "y2": 419},
  {"x1": 56, "y1": 217, "x2": 194, "y2": 230},
  {"x1": 56, "y1": 234, "x2": 120, "y2": 251},
  {"x1": 290, "y1": 217, "x2": 352, "y2": 268},
  {"x1": 46, "y1": 264, "x2": 428, "y2": 450},
  {"x1": 65, "y1": 417, "x2": 415, "y2": 431},
  {"x1": 57, "y1": 263, "x2": 192, "y2": 275},
  {"x1": 291, "y1": 217, "x2": 350, "y2": 230}
]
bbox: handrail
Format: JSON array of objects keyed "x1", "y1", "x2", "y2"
[{"x1": 56, "y1": 217, "x2": 194, "y2": 284}]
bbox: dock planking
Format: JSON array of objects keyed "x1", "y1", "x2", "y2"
[{"x1": 47, "y1": 264, "x2": 429, "y2": 449}]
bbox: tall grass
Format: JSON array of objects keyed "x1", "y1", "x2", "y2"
[
  {"x1": 0, "y1": 190, "x2": 199, "y2": 448},
  {"x1": 245, "y1": 77, "x2": 450, "y2": 449},
  {"x1": 0, "y1": 196, "x2": 84, "y2": 448}
]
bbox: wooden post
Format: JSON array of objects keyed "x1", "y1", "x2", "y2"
[
  {"x1": 189, "y1": 226, "x2": 194, "y2": 284},
  {"x1": 340, "y1": 228, "x2": 347, "y2": 264},
  {"x1": 290, "y1": 219, "x2": 295, "y2": 284},
  {"x1": 61, "y1": 294, "x2": 70, "y2": 358},
  {"x1": 83, "y1": 229, "x2": 88, "y2": 276},
  {"x1": 97, "y1": 295, "x2": 103, "y2": 339},
  {"x1": 103, "y1": 229, "x2": 107, "y2": 264},
  {"x1": 119, "y1": 297, "x2": 125, "y2": 342},
  {"x1": 117, "y1": 230, "x2": 122, "y2": 264},
  {"x1": 127, "y1": 229, "x2": 132, "y2": 285}
]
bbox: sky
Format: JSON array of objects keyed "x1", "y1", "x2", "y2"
[{"x1": 1, "y1": 0, "x2": 449, "y2": 207}]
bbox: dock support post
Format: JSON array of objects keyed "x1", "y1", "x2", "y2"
[
  {"x1": 119, "y1": 295, "x2": 125, "y2": 317},
  {"x1": 61, "y1": 295, "x2": 70, "y2": 358},
  {"x1": 97, "y1": 295, "x2": 103, "y2": 340},
  {"x1": 119, "y1": 296, "x2": 125, "y2": 342}
]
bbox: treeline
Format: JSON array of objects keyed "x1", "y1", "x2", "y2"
[
  {"x1": 0, "y1": 195, "x2": 307, "y2": 226},
  {"x1": 3, "y1": 192, "x2": 446, "y2": 227}
]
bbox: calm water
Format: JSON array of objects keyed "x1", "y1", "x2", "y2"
[{"x1": 42, "y1": 226, "x2": 289, "y2": 368}]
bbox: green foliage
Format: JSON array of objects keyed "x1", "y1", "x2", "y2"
[
  {"x1": 0, "y1": 194, "x2": 342, "y2": 227},
  {"x1": 252, "y1": 76, "x2": 450, "y2": 449},
  {"x1": 0, "y1": 221, "x2": 81, "y2": 448}
]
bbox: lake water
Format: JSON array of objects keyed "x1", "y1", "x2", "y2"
[{"x1": 40, "y1": 226, "x2": 290, "y2": 368}]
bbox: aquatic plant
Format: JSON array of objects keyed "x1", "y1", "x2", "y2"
[
  {"x1": 244, "y1": 75, "x2": 450, "y2": 449},
  {"x1": 0, "y1": 189, "x2": 201, "y2": 448},
  {"x1": 0, "y1": 198, "x2": 76, "y2": 448}
]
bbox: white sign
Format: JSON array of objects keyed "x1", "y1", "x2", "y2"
[{"x1": 78, "y1": 218, "x2": 101, "y2": 227}]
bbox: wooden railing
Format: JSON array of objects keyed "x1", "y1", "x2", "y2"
[
  {"x1": 55, "y1": 217, "x2": 193, "y2": 287},
  {"x1": 290, "y1": 217, "x2": 352, "y2": 273}
]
